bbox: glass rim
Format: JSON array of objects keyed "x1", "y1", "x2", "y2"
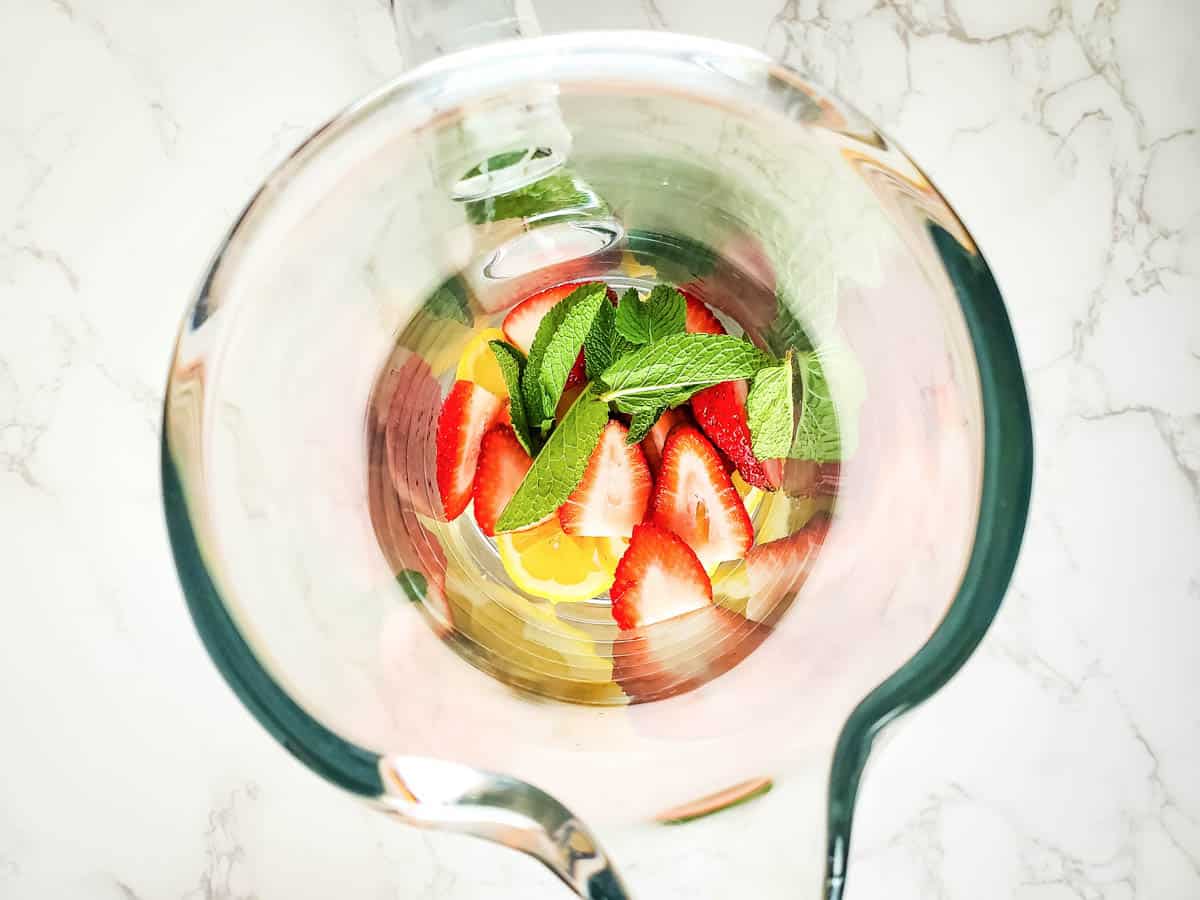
[{"x1": 160, "y1": 30, "x2": 1034, "y2": 897}]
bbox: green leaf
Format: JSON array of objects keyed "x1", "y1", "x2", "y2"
[
  {"x1": 583, "y1": 297, "x2": 634, "y2": 381},
  {"x1": 395, "y1": 570, "x2": 428, "y2": 603},
  {"x1": 495, "y1": 385, "x2": 611, "y2": 532},
  {"x1": 424, "y1": 276, "x2": 473, "y2": 326},
  {"x1": 614, "y1": 284, "x2": 686, "y2": 346},
  {"x1": 746, "y1": 353, "x2": 794, "y2": 458},
  {"x1": 645, "y1": 283, "x2": 687, "y2": 339},
  {"x1": 789, "y1": 350, "x2": 841, "y2": 462},
  {"x1": 626, "y1": 407, "x2": 665, "y2": 444},
  {"x1": 487, "y1": 340, "x2": 536, "y2": 455},
  {"x1": 598, "y1": 333, "x2": 771, "y2": 408},
  {"x1": 761, "y1": 295, "x2": 815, "y2": 356},
  {"x1": 522, "y1": 283, "x2": 608, "y2": 431},
  {"x1": 614, "y1": 289, "x2": 647, "y2": 344},
  {"x1": 465, "y1": 168, "x2": 608, "y2": 224}
]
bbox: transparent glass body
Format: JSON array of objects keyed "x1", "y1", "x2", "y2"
[{"x1": 163, "y1": 30, "x2": 1031, "y2": 900}]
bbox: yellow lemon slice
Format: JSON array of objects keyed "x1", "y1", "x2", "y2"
[
  {"x1": 496, "y1": 518, "x2": 626, "y2": 603},
  {"x1": 731, "y1": 471, "x2": 765, "y2": 518},
  {"x1": 619, "y1": 250, "x2": 658, "y2": 279},
  {"x1": 455, "y1": 327, "x2": 509, "y2": 398}
]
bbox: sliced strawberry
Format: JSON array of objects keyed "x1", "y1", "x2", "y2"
[
  {"x1": 559, "y1": 420, "x2": 652, "y2": 538},
  {"x1": 610, "y1": 523, "x2": 713, "y2": 630},
  {"x1": 502, "y1": 282, "x2": 581, "y2": 352},
  {"x1": 650, "y1": 425, "x2": 753, "y2": 568},
  {"x1": 815, "y1": 462, "x2": 841, "y2": 496},
  {"x1": 680, "y1": 288, "x2": 726, "y2": 335},
  {"x1": 473, "y1": 426, "x2": 533, "y2": 536},
  {"x1": 564, "y1": 353, "x2": 587, "y2": 389},
  {"x1": 384, "y1": 354, "x2": 443, "y2": 518},
  {"x1": 611, "y1": 605, "x2": 768, "y2": 703},
  {"x1": 682, "y1": 293, "x2": 783, "y2": 491},
  {"x1": 745, "y1": 515, "x2": 831, "y2": 621},
  {"x1": 435, "y1": 380, "x2": 504, "y2": 520},
  {"x1": 501, "y1": 282, "x2": 617, "y2": 351},
  {"x1": 690, "y1": 379, "x2": 783, "y2": 491},
  {"x1": 640, "y1": 407, "x2": 691, "y2": 475}
]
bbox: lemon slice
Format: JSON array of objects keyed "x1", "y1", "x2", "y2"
[
  {"x1": 619, "y1": 250, "x2": 658, "y2": 279},
  {"x1": 455, "y1": 327, "x2": 509, "y2": 398},
  {"x1": 731, "y1": 471, "x2": 765, "y2": 518},
  {"x1": 496, "y1": 518, "x2": 626, "y2": 603}
]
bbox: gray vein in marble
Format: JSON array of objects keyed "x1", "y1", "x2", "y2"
[
  {"x1": 640, "y1": 0, "x2": 668, "y2": 30},
  {"x1": 44, "y1": 0, "x2": 182, "y2": 152},
  {"x1": 1, "y1": 238, "x2": 80, "y2": 293},
  {"x1": 1078, "y1": 405, "x2": 1200, "y2": 513},
  {"x1": 186, "y1": 784, "x2": 260, "y2": 900}
]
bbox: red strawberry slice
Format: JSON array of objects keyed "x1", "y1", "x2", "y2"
[
  {"x1": 436, "y1": 380, "x2": 504, "y2": 520},
  {"x1": 559, "y1": 420, "x2": 652, "y2": 538},
  {"x1": 473, "y1": 426, "x2": 533, "y2": 536},
  {"x1": 745, "y1": 515, "x2": 831, "y2": 622},
  {"x1": 681, "y1": 288, "x2": 727, "y2": 335},
  {"x1": 640, "y1": 407, "x2": 691, "y2": 475},
  {"x1": 502, "y1": 282, "x2": 581, "y2": 352},
  {"x1": 649, "y1": 425, "x2": 753, "y2": 568},
  {"x1": 610, "y1": 523, "x2": 713, "y2": 630},
  {"x1": 691, "y1": 379, "x2": 783, "y2": 491},
  {"x1": 611, "y1": 605, "x2": 768, "y2": 703},
  {"x1": 383, "y1": 354, "x2": 443, "y2": 518},
  {"x1": 565, "y1": 354, "x2": 587, "y2": 389}
]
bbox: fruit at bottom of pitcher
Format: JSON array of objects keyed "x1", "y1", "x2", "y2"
[
  {"x1": 650, "y1": 425, "x2": 753, "y2": 570},
  {"x1": 558, "y1": 421, "x2": 652, "y2": 538},
  {"x1": 691, "y1": 379, "x2": 783, "y2": 491},
  {"x1": 495, "y1": 517, "x2": 626, "y2": 604},
  {"x1": 436, "y1": 380, "x2": 504, "y2": 520},
  {"x1": 610, "y1": 523, "x2": 713, "y2": 630},
  {"x1": 473, "y1": 426, "x2": 534, "y2": 537}
]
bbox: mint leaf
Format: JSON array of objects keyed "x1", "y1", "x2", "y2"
[
  {"x1": 614, "y1": 289, "x2": 646, "y2": 344},
  {"x1": 599, "y1": 333, "x2": 770, "y2": 408},
  {"x1": 645, "y1": 283, "x2": 687, "y2": 340},
  {"x1": 465, "y1": 168, "x2": 607, "y2": 224},
  {"x1": 487, "y1": 340, "x2": 536, "y2": 455},
  {"x1": 495, "y1": 385, "x2": 611, "y2": 532},
  {"x1": 789, "y1": 350, "x2": 840, "y2": 462},
  {"x1": 789, "y1": 341, "x2": 865, "y2": 461},
  {"x1": 614, "y1": 285, "x2": 686, "y2": 345},
  {"x1": 626, "y1": 407, "x2": 665, "y2": 444},
  {"x1": 424, "y1": 276, "x2": 472, "y2": 326},
  {"x1": 522, "y1": 283, "x2": 608, "y2": 431},
  {"x1": 583, "y1": 297, "x2": 633, "y2": 380},
  {"x1": 746, "y1": 353, "x2": 794, "y2": 458}
]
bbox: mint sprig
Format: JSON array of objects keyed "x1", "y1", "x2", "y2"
[
  {"x1": 614, "y1": 284, "x2": 686, "y2": 346},
  {"x1": 746, "y1": 352, "x2": 794, "y2": 459},
  {"x1": 495, "y1": 384, "x2": 611, "y2": 533},
  {"x1": 424, "y1": 276, "x2": 473, "y2": 326},
  {"x1": 599, "y1": 332, "x2": 770, "y2": 408},
  {"x1": 583, "y1": 295, "x2": 633, "y2": 380},
  {"x1": 521, "y1": 283, "x2": 608, "y2": 432},
  {"x1": 487, "y1": 340, "x2": 536, "y2": 455},
  {"x1": 789, "y1": 350, "x2": 840, "y2": 461}
]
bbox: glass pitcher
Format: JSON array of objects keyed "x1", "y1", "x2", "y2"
[{"x1": 161, "y1": 2, "x2": 1033, "y2": 897}]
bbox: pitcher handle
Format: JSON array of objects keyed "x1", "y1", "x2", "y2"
[{"x1": 389, "y1": 0, "x2": 542, "y2": 67}]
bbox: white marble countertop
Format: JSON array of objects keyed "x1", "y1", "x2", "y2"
[{"x1": 2, "y1": 0, "x2": 1198, "y2": 898}]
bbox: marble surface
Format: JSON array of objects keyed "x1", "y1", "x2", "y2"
[{"x1": 2, "y1": 0, "x2": 1198, "y2": 898}]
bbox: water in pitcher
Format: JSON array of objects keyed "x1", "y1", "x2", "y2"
[{"x1": 366, "y1": 224, "x2": 842, "y2": 708}]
